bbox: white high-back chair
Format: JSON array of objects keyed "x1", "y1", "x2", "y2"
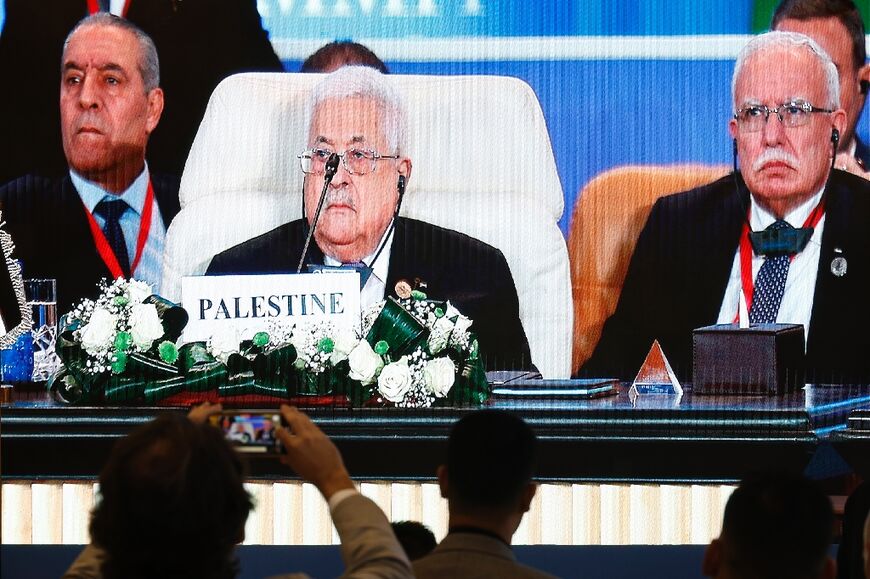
[{"x1": 163, "y1": 73, "x2": 571, "y2": 378}]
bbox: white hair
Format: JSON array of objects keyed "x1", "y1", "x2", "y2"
[
  {"x1": 305, "y1": 66, "x2": 408, "y2": 155},
  {"x1": 732, "y1": 31, "x2": 840, "y2": 111}
]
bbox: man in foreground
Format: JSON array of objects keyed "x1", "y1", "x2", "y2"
[
  {"x1": 772, "y1": 0, "x2": 870, "y2": 177},
  {"x1": 207, "y1": 66, "x2": 533, "y2": 371},
  {"x1": 0, "y1": 14, "x2": 179, "y2": 312},
  {"x1": 584, "y1": 31, "x2": 870, "y2": 383},
  {"x1": 64, "y1": 404, "x2": 412, "y2": 578},
  {"x1": 702, "y1": 473, "x2": 835, "y2": 579},
  {"x1": 412, "y1": 410, "x2": 555, "y2": 579}
]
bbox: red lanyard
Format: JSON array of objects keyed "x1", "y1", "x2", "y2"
[
  {"x1": 86, "y1": 0, "x2": 131, "y2": 16},
  {"x1": 735, "y1": 197, "x2": 826, "y2": 320},
  {"x1": 84, "y1": 180, "x2": 155, "y2": 279}
]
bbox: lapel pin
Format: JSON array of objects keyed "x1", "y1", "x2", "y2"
[
  {"x1": 394, "y1": 279, "x2": 412, "y2": 299},
  {"x1": 831, "y1": 247, "x2": 847, "y2": 277}
]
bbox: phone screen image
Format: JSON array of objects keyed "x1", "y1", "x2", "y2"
[{"x1": 210, "y1": 412, "x2": 283, "y2": 454}]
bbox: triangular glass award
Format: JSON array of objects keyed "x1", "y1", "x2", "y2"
[{"x1": 629, "y1": 339, "x2": 683, "y2": 400}]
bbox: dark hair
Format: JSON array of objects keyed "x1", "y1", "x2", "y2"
[
  {"x1": 772, "y1": 0, "x2": 866, "y2": 70},
  {"x1": 301, "y1": 41, "x2": 389, "y2": 74},
  {"x1": 90, "y1": 414, "x2": 254, "y2": 579},
  {"x1": 391, "y1": 521, "x2": 437, "y2": 560},
  {"x1": 719, "y1": 472, "x2": 834, "y2": 579},
  {"x1": 446, "y1": 410, "x2": 537, "y2": 510}
]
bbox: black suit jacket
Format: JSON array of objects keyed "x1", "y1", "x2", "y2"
[
  {"x1": 0, "y1": 173, "x2": 180, "y2": 313},
  {"x1": 206, "y1": 217, "x2": 534, "y2": 371},
  {"x1": 0, "y1": 0, "x2": 283, "y2": 185},
  {"x1": 583, "y1": 170, "x2": 870, "y2": 383}
]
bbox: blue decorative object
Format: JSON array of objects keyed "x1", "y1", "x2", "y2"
[{"x1": 1, "y1": 331, "x2": 34, "y2": 382}]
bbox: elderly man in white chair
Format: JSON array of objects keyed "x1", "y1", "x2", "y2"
[{"x1": 206, "y1": 67, "x2": 533, "y2": 372}]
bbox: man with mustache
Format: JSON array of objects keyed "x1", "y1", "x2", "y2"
[
  {"x1": 206, "y1": 66, "x2": 533, "y2": 372},
  {"x1": 582, "y1": 31, "x2": 870, "y2": 383},
  {"x1": 0, "y1": 14, "x2": 179, "y2": 313}
]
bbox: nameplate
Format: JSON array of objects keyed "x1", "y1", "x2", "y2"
[{"x1": 181, "y1": 273, "x2": 360, "y2": 342}]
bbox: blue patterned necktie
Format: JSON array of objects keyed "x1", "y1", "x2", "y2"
[
  {"x1": 749, "y1": 219, "x2": 792, "y2": 324},
  {"x1": 93, "y1": 198, "x2": 131, "y2": 278},
  {"x1": 339, "y1": 262, "x2": 372, "y2": 289}
]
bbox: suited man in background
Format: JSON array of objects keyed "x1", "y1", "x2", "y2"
[
  {"x1": 772, "y1": 0, "x2": 870, "y2": 177},
  {"x1": 412, "y1": 410, "x2": 554, "y2": 579},
  {"x1": 584, "y1": 31, "x2": 870, "y2": 383},
  {"x1": 0, "y1": 0, "x2": 283, "y2": 185},
  {"x1": 0, "y1": 14, "x2": 179, "y2": 313},
  {"x1": 207, "y1": 66, "x2": 533, "y2": 371},
  {"x1": 702, "y1": 473, "x2": 836, "y2": 579}
]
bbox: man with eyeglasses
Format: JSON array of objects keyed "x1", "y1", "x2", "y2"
[
  {"x1": 207, "y1": 66, "x2": 533, "y2": 372},
  {"x1": 583, "y1": 31, "x2": 870, "y2": 383}
]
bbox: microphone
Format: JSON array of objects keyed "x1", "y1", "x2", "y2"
[{"x1": 296, "y1": 153, "x2": 340, "y2": 273}]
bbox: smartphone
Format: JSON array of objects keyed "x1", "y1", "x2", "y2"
[{"x1": 209, "y1": 410, "x2": 285, "y2": 455}]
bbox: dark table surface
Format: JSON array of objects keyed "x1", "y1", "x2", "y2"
[{"x1": 2, "y1": 382, "x2": 870, "y2": 482}]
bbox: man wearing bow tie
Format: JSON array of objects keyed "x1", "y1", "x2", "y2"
[
  {"x1": 583, "y1": 31, "x2": 870, "y2": 383},
  {"x1": 0, "y1": 14, "x2": 179, "y2": 313}
]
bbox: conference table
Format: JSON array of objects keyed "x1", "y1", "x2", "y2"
[{"x1": 2, "y1": 381, "x2": 870, "y2": 546}]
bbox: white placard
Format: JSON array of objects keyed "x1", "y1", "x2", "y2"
[{"x1": 181, "y1": 273, "x2": 360, "y2": 342}]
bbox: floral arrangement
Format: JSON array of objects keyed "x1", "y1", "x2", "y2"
[
  {"x1": 65, "y1": 279, "x2": 178, "y2": 374},
  {"x1": 49, "y1": 279, "x2": 489, "y2": 409}
]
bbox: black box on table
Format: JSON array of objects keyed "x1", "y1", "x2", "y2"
[{"x1": 692, "y1": 324, "x2": 805, "y2": 395}]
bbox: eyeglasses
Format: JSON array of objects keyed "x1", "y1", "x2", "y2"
[
  {"x1": 297, "y1": 148, "x2": 400, "y2": 176},
  {"x1": 733, "y1": 100, "x2": 833, "y2": 133}
]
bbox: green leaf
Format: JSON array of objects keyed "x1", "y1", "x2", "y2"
[{"x1": 253, "y1": 331, "x2": 270, "y2": 348}]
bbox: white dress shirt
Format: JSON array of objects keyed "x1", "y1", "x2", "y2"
[
  {"x1": 717, "y1": 188, "x2": 825, "y2": 340},
  {"x1": 70, "y1": 165, "x2": 166, "y2": 294}
]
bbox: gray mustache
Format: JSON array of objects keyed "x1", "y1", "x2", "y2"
[
  {"x1": 752, "y1": 149, "x2": 800, "y2": 172},
  {"x1": 325, "y1": 187, "x2": 355, "y2": 209}
]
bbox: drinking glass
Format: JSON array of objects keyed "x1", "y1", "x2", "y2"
[{"x1": 26, "y1": 279, "x2": 61, "y2": 382}]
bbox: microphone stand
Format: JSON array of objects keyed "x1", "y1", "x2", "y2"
[{"x1": 297, "y1": 153, "x2": 340, "y2": 273}]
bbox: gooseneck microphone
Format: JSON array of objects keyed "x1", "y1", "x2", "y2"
[{"x1": 297, "y1": 153, "x2": 340, "y2": 273}]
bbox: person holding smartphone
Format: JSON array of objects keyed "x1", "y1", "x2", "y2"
[{"x1": 63, "y1": 404, "x2": 413, "y2": 579}]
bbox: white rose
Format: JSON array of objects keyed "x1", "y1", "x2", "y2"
[
  {"x1": 423, "y1": 357, "x2": 456, "y2": 398},
  {"x1": 330, "y1": 327, "x2": 359, "y2": 365},
  {"x1": 129, "y1": 303, "x2": 164, "y2": 351},
  {"x1": 80, "y1": 307, "x2": 118, "y2": 355},
  {"x1": 347, "y1": 340, "x2": 384, "y2": 385},
  {"x1": 377, "y1": 358, "x2": 413, "y2": 403},
  {"x1": 209, "y1": 327, "x2": 240, "y2": 364},
  {"x1": 427, "y1": 317, "x2": 454, "y2": 355},
  {"x1": 126, "y1": 279, "x2": 152, "y2": 305}
]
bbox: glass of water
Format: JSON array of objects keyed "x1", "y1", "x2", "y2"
[{"x1": 26, "y1": 279, "x2": 61, "y2": 382}]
